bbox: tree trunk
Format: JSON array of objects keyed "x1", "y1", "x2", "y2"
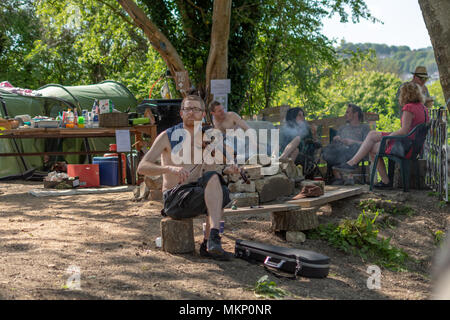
[
  {"x1": 205, "y1": 0, "x2": 232, "y2": 106},
  {"x1": 419, "y1": 0, "x2": 450, "y2": 111},
  {"x1": 118, "y1": 0, "x2": 186, "y2": 79}
]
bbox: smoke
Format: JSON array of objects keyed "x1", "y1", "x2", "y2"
[{"x1": 282, "y1": 121, "x2": 310, "y2": 142}]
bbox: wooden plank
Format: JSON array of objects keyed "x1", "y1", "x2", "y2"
[
  {"x1": 224, "y1": 203, "x2": 300, "y2": 216},
  {"x1": 287, "y1": 186, "x2": 363, "y2": 207}
]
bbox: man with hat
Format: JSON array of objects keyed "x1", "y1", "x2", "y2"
[{"x1": 395, "y1": 66, "x2": 432, "y2": 117}]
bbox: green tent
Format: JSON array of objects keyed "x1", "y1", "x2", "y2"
[
  {"x1": 0, "y1": 80, "x2": 137, "y2": 180},
  {"x1": 36, "y1": 80, "x2": 137, "y2": 112}
]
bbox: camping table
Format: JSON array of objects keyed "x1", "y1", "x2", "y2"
[{"x1": 0, "y1": 125, "x2": 157, "y2": 185}]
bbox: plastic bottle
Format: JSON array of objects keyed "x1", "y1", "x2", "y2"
[
  {"x1": 77, "y1": 116, "x2": 85, "y2": 128},
  {"x1": 92, "y1": 112, "x2": 99, "y2": 128}
]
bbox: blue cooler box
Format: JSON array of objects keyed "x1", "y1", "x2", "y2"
[{"x1": 93, "y1": 157, "x2": 119, "y2": 186}]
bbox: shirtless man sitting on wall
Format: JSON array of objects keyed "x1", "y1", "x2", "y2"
[
  {"x1": 137, "y1": 95, "x2": 239, "y2": 260},
  {"x1": 209, "y1": 101, "x2": 250, "y2": 133}
]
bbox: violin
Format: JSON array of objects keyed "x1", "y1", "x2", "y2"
[{"x1": 201, "y1": 124, "x2": 250, "y2": 184}]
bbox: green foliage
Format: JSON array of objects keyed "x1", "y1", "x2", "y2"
[
  {"x1": 309, "y1": 210, "x2": 409, "y2": 271},
  {"x1": 242, "y1": 0, "x2": 375, "y2": 115},
  {"x1": 339, "y1": 41, "x2": 438, "y2": 79},
  {"x1": 0, "y1": 0, "x2": 166, "y2": 100},
  {"x1": 249, "y1": 275, "x2": 290, "y2": 299},
  {"x1": 0, "y1": 0, "x2": 43, "y2": 88},
  {"x1": 429, "y1": 80, "x2": 446, "y2": 108},
  {"x1": 359, "y1": 199, "x2": 414, "y2": 217},
  {"x1": 434, "y1": 230, "x2": 445, "y2": 247}
]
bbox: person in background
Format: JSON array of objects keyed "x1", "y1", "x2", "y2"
[
  {"x1": 322, "y1": 104, "x2": 370, "y2": 185},
  {"x1": 279, "y1": 107, "x2": 318, "y2": 164},
  {"x1": 396, "y1": 66, "x2": 431, "y2": 117},
  {"x1": 335, "y1": 82, "x2": 429, "y2": 189},
  {"x1": 209, "y1": 101, "x2": 250, "y2": 133}
]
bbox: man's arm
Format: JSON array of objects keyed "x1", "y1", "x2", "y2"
[
  {"x1": 231, "y1": 112, "x2": 250, "y2": 131},
  {"x1": 137, "y1": 131, "x2": 190, "y2": 183}
]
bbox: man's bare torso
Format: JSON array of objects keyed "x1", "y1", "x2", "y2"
[
  {"x1": 160, "y1": 133, "x2": 220, "y2": 192},
  {"x1": 213, "y1": 112, "x2": 241, "y2": 133}
]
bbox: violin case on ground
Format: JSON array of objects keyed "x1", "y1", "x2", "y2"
[{"x1": 234, "y1": 239, "x2": 330, "y2": 279}]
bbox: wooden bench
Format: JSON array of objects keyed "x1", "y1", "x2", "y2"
[{"x1": 243, "y1": 106, "x2": 379, "y2": 180}]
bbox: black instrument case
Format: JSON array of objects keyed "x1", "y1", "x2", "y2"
[{"x1": 235, "y1": 239, "x2": 330, "y2": 278}]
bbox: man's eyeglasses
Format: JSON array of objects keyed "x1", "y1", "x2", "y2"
[{"x1": 182, "y1": 107, "x2": 203, "y2": 113}]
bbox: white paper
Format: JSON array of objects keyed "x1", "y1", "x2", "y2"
[
  {"x1": 210, "y1": 79, "x2": 231, "y2": 94},
  {"x1": 115, "y1": 129, "x2": 131, "y2": 152}
]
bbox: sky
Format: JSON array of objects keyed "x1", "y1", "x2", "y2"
[{"x1": 321, "y1": 0, "x2": 432, "y2": 50}]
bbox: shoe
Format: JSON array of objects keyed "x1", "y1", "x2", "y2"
[
  {"x1": 373, "y1": 181, "x2": 392, "y2": 189},
  {"x1": 335, "y1": 163, "x2": 358, "y2": 172},
  {"x1": 331, "y1": 179, "x2": 344, "y2": 185},
  {"x1": 199, "y1": 240, "x2": 210, "y2": 258},
  {"x1": 207, "y1": 229, "x2": 234, "y2": 261}
]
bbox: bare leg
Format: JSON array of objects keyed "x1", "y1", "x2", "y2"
[
  {"x1": 204, "y1": 174, "x2": 223, "y2": 231},
  {"x1": 280, "y1": 136, "x2": 301, "y2": 161},
  {"x1": 347, "y1": 131, "x2": 382, "y2": 165}
]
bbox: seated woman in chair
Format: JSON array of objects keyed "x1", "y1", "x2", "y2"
[
  {"x1": 335, "y1": 82, "x2": 429, "y2": 188},
  {"x1": 279, "y1": 107, "x2": 319, "y2": 166}
]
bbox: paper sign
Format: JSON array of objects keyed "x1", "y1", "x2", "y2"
[
  {"x1": 210, "y1": 79, "x2": 231, "y2": 94},
  {"x1": 115, "y1": 130, "x2": 131, "y2": 152}
]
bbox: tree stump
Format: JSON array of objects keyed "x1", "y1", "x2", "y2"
[
  {"x1": 160, "y1": 218, "x2": 195, "y2": 254},
  {"x1": 271, "y1": 207, "x2": 319, "y2": 232}
]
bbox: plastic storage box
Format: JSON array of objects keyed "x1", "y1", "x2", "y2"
[{"x1": 93, "y1": 157, "x2": 119, "y2": 186}]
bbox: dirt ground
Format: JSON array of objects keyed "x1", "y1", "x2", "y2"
[{"x1": 0, "y1": 180, "x2": 449, "y2": 300}]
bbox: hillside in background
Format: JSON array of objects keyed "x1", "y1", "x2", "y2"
[{"x1": 338, "y1": 42, "x2": 439, "y2": 81}]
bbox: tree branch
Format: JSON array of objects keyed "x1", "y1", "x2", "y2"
[{"x1": 117, "y1": 0, "x2": 186, "y2": 78}]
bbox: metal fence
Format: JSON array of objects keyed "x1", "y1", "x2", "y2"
[{"x1": 424, "y1": 107, "x2": 448, "y2": 202}]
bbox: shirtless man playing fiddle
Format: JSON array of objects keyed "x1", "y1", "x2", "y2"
[{"x1": 137, "y1": 95, "x2": 239, "y2": 260}]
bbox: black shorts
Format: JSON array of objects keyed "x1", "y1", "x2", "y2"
[{"x1": 162, "y1": 171, "x2": 231, "y2": 219}]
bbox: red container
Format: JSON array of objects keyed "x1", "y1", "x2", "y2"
[{"x1": 67, "y1": 164, "x2": 100, "y2": 188}]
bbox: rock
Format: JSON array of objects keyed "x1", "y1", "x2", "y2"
[
  {"x1": 228, "y1": 180, "x2": 256, "y2": 193},
  {"x1": 271, "y1": 207, "x2": 319, "y2": 231},
  {"x1": 317, "y1": 204, "x2": 332, "y2": 216},
  {"x1": 255, "y1": 174, "x2": 295, "y2": 203},
  {"x1": 246, "y1": 154, "x2": 272, "y2": 167},
  {"x1": 294, "y1": 176, "x2": 305, "y2": 188},
  {"x1": 260, "y1": 163, "x2": 281, "y2": 176},
  {"x1": 286, "y1": 231, "x2": 306, "y2": 243},
  {"x1": 134, "y1": 182, "x2": 149, "y2": 201},
  {"x1": 160, "y1": 218, "x2": 195, "y2": 254},
  {"x1": 280, "y1": 160, "x2": 303, "y2": 179},
  {"x1": 148, "y1": 189, "x2": 163, "y2": 201},
  {"x1": 229, "y1": 192, "x2": 259, "y2": 207},
  {"x1": 144, "y1": 175, "x2": 163, "y2": 190},
  {"x1": 241, "y1": 164, "x2": 263, "y2": 180}
]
